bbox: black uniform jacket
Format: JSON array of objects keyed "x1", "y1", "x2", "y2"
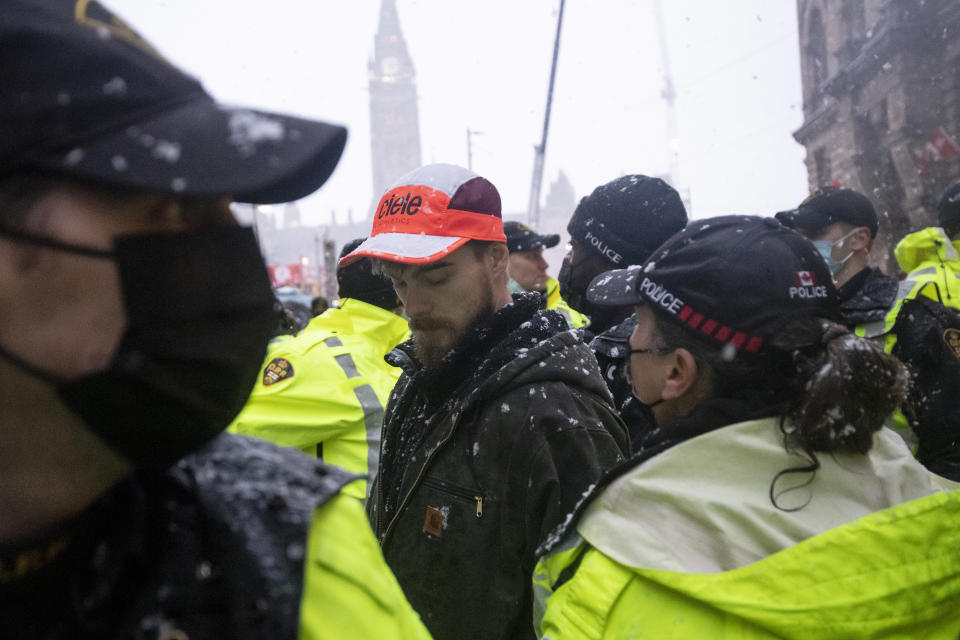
[
  {"x1": 2, "y1": 435, "x2": 352, "y2": 640},
  {"x1": 368, "y1": 293, "x2": 629, "y2": 640},
  {"x1": 838, "y1": 266, "x2": 898, "y2": 326}
]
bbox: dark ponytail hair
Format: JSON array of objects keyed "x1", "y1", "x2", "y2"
[
  {"x1": 654, "y1": 315, "x2": 908, "y2": 454},
  {"x1": 770, "y1": 318, "x2": 907, "y2": 454}
]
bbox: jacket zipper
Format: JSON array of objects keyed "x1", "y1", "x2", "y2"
[
  {"x1": 942, "y1": 258, "x2": 951, "y2": 301},
  {"x1": 375, "y1": 376, "x2": 409, "y2": 539},
  {"x1": 421, "y1": 477, "x2": 484, "y2": 518},
  {"x1": 379, "y1": 410, "x2": 461, "y2": 543},
  {"x1": 934, "y1": 237, "x2": 951, "y2": 302}
]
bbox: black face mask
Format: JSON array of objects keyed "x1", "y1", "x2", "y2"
[
  {"x1": 558, "y1": 254, "x2": 629, "y2": 333},
  {"x1": 0, "y1": 225, "x2": 276, "y2": 468},
  {"x1": 557, "y1": 254, "x2": 592, "y2": 315}
]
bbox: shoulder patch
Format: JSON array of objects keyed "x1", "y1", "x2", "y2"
[
  {"x1": 944, "y1": 328, "x2": 960, "y2": 360},
  {"x1": 262, "y1": 357, "x2": 295, "y2": 385}
]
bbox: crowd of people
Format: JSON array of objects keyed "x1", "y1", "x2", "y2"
[{"x1": 2, "y1": 1, "x2": 959, "y2": 639}]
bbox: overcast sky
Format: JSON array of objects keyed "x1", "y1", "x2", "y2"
[{"x1": 107, "y1": 0, "x2": 809, "y2": 227}]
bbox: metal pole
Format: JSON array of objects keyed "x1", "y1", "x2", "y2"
[
  {"x1": 653, "y1": 0, "x2": 680, "y2": 191},
  {"x1": 467, "y1": 127, "x2": 473, "y2": 170},
  {"x1": 314, "y1": 230, "x2": 322, "y2": 292},
  {"x1": 466, "y1": 129, "x2": 483, "y2": 171},
  {"x1": 249, "y1": 203, "x2": 262, "y2": 246},
  {"x1": 528, "y1": 0, "x2": 566, "y2": 228}
]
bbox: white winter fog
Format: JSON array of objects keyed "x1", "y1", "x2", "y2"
[{"x1": 105, "y1": 1, "x2": 808, "y2": 225}]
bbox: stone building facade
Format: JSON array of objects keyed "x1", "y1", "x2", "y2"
[
  {"x1": 369, "y1": 0, "x2": 422, "y2": 207},
  {"x1": 794, "y1": 0, "x2": 960, "y2": 268}
]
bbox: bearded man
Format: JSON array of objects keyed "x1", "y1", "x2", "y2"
[{"x1": 341, "y1": 163, "x2": 628, "y2": 640}]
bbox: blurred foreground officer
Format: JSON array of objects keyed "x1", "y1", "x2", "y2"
[
  {"x1": 776, "y1": 186, "x2": 897, "y2": 338},
  {"x1": 230, "y1": 238, "x2": 409, "y2": 501},
  {"x1": 504, "y1": 221, "x2": 587, "y2": 328},
  {"x1": 534, "y1": 217, "x2": 960, "y2": 639},
  {"x1": 0, "y1": 2, "x2": 428, "y2": 638},
  {"x1": 342, "y1": 164, "x2": 627, "y2": 640}
]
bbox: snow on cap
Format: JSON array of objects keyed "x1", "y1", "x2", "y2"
[
  {"x1": 0, "y1": 0, "x2": 346, "y2": 204},
  {"x1": 340, "y1": 163, "x2": 506, "y2": 266},
  {"x1": 587, "y1": 215, "x2": 841, "y2": 355}
]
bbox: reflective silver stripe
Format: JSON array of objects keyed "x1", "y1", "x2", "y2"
[
  {"x1": 353, "y1": 383, "x2": 384, "y2": 502},
  {"x1": 327, "y1": 347, "x2": 385, "y2": 502},
  {"x1": 856, "y1": 320, "x2": 886, "y2": 338},
  {"x1": 910, "y1": 267, "x2": 938, "y2": 276},
  {"x1": 333, "y1": 353, "x2": 360, "y2": 379},
  {"x1": 895, "y1": 279, "x2": 917, "y2": 302},
  {"x1": 323, "y1": 336, "x2": 344, "y2": 348}
]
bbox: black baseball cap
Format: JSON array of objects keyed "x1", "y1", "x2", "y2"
[
  {"x1": 1, "y1": 0, "x2": 347, "y2": 204},
  {"x1": 937, "y1": 179, "x2": 960, "y2": 230},
  {"x1": 567, "y1": 175, "x2": 688, "y2": 266},
  {"x1": 503, "y1": 221, "x2": 560, "y2": 253},
  {"x1": 775, "y1": 187, "x2": 879, "y2": 238},
  {"x1": 587, "y1": 216, "x2": 839, "y2": 355},
  {"x1": 337, "y1": 238, "x2": 401, "y2": 311}
]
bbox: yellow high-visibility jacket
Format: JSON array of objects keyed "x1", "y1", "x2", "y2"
[
  {"x1": 230, "y1": 299, "x2": 409, "y2": 501},
  {"x1": 883, "y1": 226, "x2": 960, "y2": 350},
  {"x1": 545, "y1": 277, "x2": 589, "y2": 328},
  {"x1": 534, "y1": 418, "x2": 960, "y2": 639},
  {"x1": 301, "y1": 491, "x2": 432, "y2": 639},
  {"x1": 880, "y1": 227, "x2": 960, "y2": 446}
]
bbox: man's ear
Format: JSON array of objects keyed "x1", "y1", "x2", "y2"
[
  {"x1": 660, "y1": 347, "x2": 701, "y2": 401},
  {"x1": 852, "y1": 227, "x2": 872, "y2": 252},
  {"x1": 487, "y1": 242, "x2": 510, "y2": 275}
]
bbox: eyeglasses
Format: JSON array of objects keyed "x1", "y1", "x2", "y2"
[
  {"x1": 628, "y1": 348, "x2": 666, "y2": 356},
  {"x1": 625, "y1": 347, "x2": 670, "y2": 384}
]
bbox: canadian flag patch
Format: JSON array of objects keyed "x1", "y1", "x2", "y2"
[{"x1": 794, "y1": 271, "x2": 816, "y2": 287}]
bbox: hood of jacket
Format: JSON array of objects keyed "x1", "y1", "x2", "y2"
[
  {"x1": 298, "y1": 298, "x2": 409, "y2": 358},
  {"x1": 578, "y1": 417, "x2": 939, "y2": 575},
  {"x1": 537, "y1": 488, "x2": 960, "y2": 640},
  {"x1": 894, "y1": 226, "x2": 960, "y2": 274}
]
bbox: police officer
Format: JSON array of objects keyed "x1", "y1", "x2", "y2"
[
  {"x1": 503, "y1": 221, "x2": 587, "y2": 328},
  {"x1": 776, "y1": 186, "x2": 898, "y2": 338},
  {"x1": 883, "y1": 179, "x2": 960, "y2": 340},
  {"x1": 230, "y1": 238, "x2": 409, "y2": 501},
  {"x1": 0, "y1": 2, "x2": 428, "y2": 638},
  {"x1": 878, "y1": 179, "x2": 960, "y2": 480},
  {"x1": 556, "y1": 175, "x2": 688, "y2": 448},
  {"x1": 534, "y1": 216, "x2": 959, "y2": 638}
]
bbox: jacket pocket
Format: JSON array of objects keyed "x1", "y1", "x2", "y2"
[{"x1": 421, "y1": 476, "x2": 484, "y2": 519}]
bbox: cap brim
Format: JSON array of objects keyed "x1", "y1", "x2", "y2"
[
  {"x1": 31, "y1": 96, "x2": 347, "y2": 204},
  {"x1": 774, "y1": 207, "x2": 831, "y2": 232},
  {"x1": 508, "y1": 232, "x2": 561, "y2": 252},
  {"x1": 339, "y1": 233, "x2": 469, "y2": 267},
  {"x1": 539, "y1": 233, "x2": 561, "y2": 249},
  {"x1": 586, "y1": 266, "x2": 646, "y2": 307}
]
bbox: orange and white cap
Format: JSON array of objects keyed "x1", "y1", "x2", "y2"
[{"x1": 339, "y1": 163, "x2": 506, "y2": 266}]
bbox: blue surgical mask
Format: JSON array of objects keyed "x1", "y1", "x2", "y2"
[
  {"x1": 812, "y1": 229, "x2": 858, "y2": 276},
  {"x1": 507, "y1": 277, "x2": 525, "y2": 294}
]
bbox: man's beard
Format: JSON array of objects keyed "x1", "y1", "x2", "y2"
[{"x1": 410, "y1": 283, "x2": 496, "y2": 369}]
